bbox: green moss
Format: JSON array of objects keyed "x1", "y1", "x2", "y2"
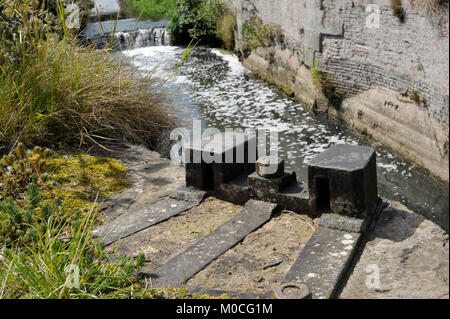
[
  {"x1": 242, "y1": 17, "x2": 276, "y2": 51},
  {"x1": 43, "y1": 153, "x2": 131, "y2": 217}
]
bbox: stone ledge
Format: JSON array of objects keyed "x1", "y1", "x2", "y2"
[{"x1": 284, "y1": 225, "x2": 362, "y2": 299}]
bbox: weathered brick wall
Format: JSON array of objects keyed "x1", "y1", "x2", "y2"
[{"x1": 224, "y1": 0, "x2": 449, "y2": 129}]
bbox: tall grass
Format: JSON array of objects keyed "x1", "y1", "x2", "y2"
[
  {"x1": 0, "y1": 206, "x2": 145, "y2": 298},
  {"x1": 0, "y1": 0, "x2": 175, "y2": 154}
]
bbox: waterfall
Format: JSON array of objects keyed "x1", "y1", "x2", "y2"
[
  {"x1": 113, "y1": 28, "x2": 171, "y2": 50},
  {"x1": 85, "y1": 19, "x2": 172, "y2": 50}
]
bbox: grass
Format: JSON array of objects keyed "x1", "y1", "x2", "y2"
[
  {"x1": 120, "y1": 0, "x2": 177, "y2": 20},
  {"x1": 0, "y1": 206, "x2": 146, "y2": 298},
  {"x1": 0, "y1": 0, "x2": 175, "y2": 155},
  {"x1": 0, "y1": 1, "x2": 187, "y2": 299}
]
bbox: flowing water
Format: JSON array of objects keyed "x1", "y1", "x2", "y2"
[{"x1": 106, "y1": 28, "x2": 448, "y2": 232}]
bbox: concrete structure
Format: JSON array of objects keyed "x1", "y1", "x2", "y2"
[
  {"x1": 307, "y1": 144, "x2": 378, "y2": 218},
  {"x1": 185, "y1": 132, "x2": 256, "y2": 190},
  {"x1": 184, "y1": 133, "x2": 378, "y2": 221},
  {"x1": 222, "y1": 0, "x2": 449, "y2": 182}
]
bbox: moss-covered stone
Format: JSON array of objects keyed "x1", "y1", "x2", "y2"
[{"x1": 43, "y1": 152, "x2": 131, "y2": 217}]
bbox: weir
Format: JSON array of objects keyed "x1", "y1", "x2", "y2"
[{"x1": 84, "y1": 18, "x2": 171, "y2": 50}]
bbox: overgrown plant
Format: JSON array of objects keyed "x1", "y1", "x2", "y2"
[
  {"x1": 167, "y1": 0, "x2": 225, "y2": 45},
  {"x1": 311, "y1": 61, "x2": 344, "y2": 109},
  {"x1": 0, "y1": 207, "x2": 146, "y2": 298},
  {"x1": 0, "y1": 1, "x2": 174, "y2": 152},
  {"x1": 241, "y1": 17, "x2": 279, "y2": 52}
]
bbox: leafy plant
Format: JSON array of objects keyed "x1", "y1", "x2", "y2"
[
  {"x1": 167, "y1": 0, "x2": 225, "y2": 45},
  {"x1": 0, "y1": 144, "x2": 51, "y2": 199}
]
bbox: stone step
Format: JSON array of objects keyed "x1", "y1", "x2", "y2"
[
  {"x1": 92, "y1": 190, "x2": 206, "y2": 246},
  {"x1": 139, "y1": 199, "x2": 278, "y2": 288},
  {"x1": 283, "y1": 225, "x2": 361, "y2": 299}
]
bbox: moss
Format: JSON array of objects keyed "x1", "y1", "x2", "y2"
[
  {"x1": 311, "y1": 61, "x2": 344, "y2": 109},
  {"x1": 43, "y1": 152, "x2": 131, "y2": 217},
  {"x1": 218, "y1": 13, "x2": 237, "y2": 51},
  {"x1": 242, "y1": 17, "x2": 277, "y2": 51}
]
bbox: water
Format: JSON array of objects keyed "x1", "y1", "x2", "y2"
[
  {"x1": 116, "y1": 44, "x2": 449, "y2": 232},
  {"x1": 85, "y1": 19, "x2": 171, "y2": 49}
]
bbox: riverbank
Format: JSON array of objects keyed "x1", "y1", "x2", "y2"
[{"x1": 223, "y1": 0, "x2": 449, "y2": 183}]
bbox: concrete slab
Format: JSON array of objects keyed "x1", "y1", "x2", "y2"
[
  {"x1": 92, "y1": 193, "x2": 205, "y2": 246},
  {"x1": 140, "y1": 200, "x2": 278, "y2": 287},
  {"x1": 187, "y1": 211, "x2": 318, "y2": 296},
  {"x1": 106, "y1": 197, "x2": 242, "y2": 264},
  {"x1": 284, "y1": 225, "x2": 361, "y2": 299}
]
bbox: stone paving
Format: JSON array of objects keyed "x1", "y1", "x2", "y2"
[{"x1": 94, "y1": 143, "x2": 448, "y2": 299}]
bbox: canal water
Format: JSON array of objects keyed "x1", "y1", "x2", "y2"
[{"x1": 113, "y1": 39, "x2": 448, "y2": 232}]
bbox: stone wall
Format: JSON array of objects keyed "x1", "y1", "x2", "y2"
[{"x1": 222, "y1": 0, "x2": 449, "y2": 182}]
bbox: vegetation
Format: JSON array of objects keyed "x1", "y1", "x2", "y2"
[
  {"x1": 120, "y1": 0, "x2": 177, "y2": 20},
  {"x1": 242, "y1": 17, "x2": 274, "y2": 51},
  {"x1": 0, "y1": 142, "x2": 147, "y2": 298},
  {"x1": 217, "y1": 12, "x2": 237, "y2": 51},
  {"x1": 0, "y1": 1, "x2": 181, "y2": 299},
  {"x1": 0, "y1": 0, "x2": 174, "y2": 154},
  {"x1": 167, "y1": 0, "x2": 226, "y2": 45},
  {"x1": 311, "y1": 61, "x2": 344, "y2": 110},
  {"x1": 415, "y1": 0, "x2": 448, "y2": 13}
]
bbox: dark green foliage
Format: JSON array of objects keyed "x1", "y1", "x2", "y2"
[{"x1": 167, "y1": 0, "x2": 225, "y2": 45}]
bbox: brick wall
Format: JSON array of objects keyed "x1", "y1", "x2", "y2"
[{"x1": 223, "y1": 0, "x2": 449, "y2": 130}]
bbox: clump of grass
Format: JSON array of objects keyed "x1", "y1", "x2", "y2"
[
  {"x1": 0, "y1": 208, "x2": 146, "y2": 299},
  {"x1": 0, "y1": 0, "x2": 175, "y2": 154},
  {"x1": 311, "y1": 62, "x2": 344, "y2": 109},
  {"x1": 0, "y1": 37, "x2": 175, "y2": 153}
]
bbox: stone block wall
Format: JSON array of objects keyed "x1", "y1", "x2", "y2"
[{"x1": 222, "y1": 0, "x2": 449, "y2": 181}]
